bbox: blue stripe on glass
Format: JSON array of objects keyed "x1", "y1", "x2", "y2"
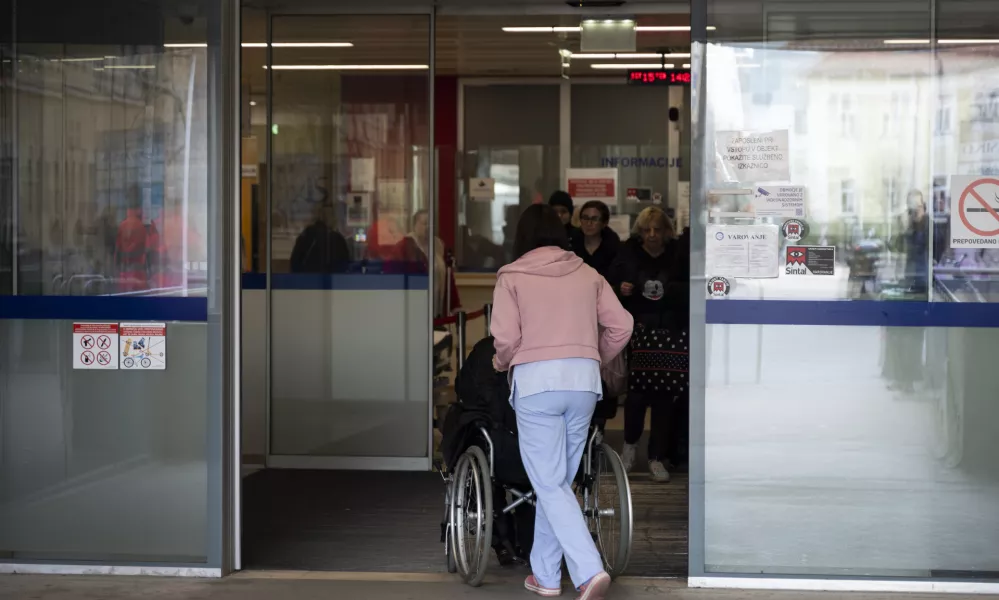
[
  {"x1": 706, "y1": 299, "x2": 999, "y2": 328},
  {"x1": 241, "y1": 272, "x2": 429, "y2": 291},
  {"x1": 0, "y1": 296, "x2": 208, "y2": 322}
]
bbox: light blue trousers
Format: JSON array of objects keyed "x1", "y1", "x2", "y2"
[{"x1": 514, "y1": 389, "x2": 604, "y2": 590}]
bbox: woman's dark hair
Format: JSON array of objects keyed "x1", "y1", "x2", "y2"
[
  {"x1": 579, "y1": 200, "x2": 610, "y2": 224},
  {"x1": 513, "y1": 204, "x2": 569, "y2": 259}
]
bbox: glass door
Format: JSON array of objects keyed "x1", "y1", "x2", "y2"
[{"x1": 264, "y1": 13, "x2": 433, "y2": 469}]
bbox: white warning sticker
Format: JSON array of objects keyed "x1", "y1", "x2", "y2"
[
  {"x1": 73, "y1": 323, "x2": 120, "y2": 370},
  {"x1": 119, "y1": 323, "x2": 167, "y2": 370}
]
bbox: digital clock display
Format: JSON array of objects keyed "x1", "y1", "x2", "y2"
[{"x1": 627, "y1": 69, "x2": 692, "y2": 85}]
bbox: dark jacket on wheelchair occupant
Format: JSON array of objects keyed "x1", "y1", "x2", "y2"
[
  {"x1": 608, "y1": 235, "x2": 689, "y2": 332},
  {"x1": 440, "y1": 336, "x2": 529, "y2": 487}
]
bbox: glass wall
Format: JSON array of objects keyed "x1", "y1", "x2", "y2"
[
  {"x1": 261, "y1": 14, "x2": 433, "y2": 461},
  {"x1": 0, "y1": 0, "x2": 227, "y2": 565},
  {"x1": 692, "y1": 0, "x2": 999, "y2": 581}
]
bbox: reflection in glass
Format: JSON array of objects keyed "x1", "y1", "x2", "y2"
[
  {"x1": 266, "y1": 14, "x2": 432, "y2": 459},
  {"x1": 697, "y1": 0, "x2": 999, "y2": 580}
]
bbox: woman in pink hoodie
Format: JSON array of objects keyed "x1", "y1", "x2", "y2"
[{"x1": 491, "y1": 204, "x2": 633, "y2": 600}]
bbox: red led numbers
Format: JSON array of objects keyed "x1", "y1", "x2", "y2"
[{"x1": 627, "y1": 69, "x2": 692, "y2": 85}]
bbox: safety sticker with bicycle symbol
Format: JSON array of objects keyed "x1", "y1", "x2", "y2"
[{"x1": 119, "y1": 323, "x2": 168, "y2": 370}]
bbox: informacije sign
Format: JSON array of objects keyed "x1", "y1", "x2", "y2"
[{"x1": 600, "y1": 156, "x2": 683, "y2": 168}]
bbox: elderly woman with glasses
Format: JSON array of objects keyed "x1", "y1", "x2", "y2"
[{"x1": 607, "y1": 206, "x2": 689, "y2": 483}]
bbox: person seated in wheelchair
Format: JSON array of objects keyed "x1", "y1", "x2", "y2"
[{"x1": 442, "y1": 334, "x2": 535, "y2": 566}]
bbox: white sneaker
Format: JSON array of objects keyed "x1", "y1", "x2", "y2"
[
  {"x1": 649, "y1": 460, "x2": 670, "y2": 483},
  {"x1": 620, "y1": 444, "x2": 637, "y2": 472}
]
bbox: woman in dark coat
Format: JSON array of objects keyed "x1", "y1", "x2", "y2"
[
  {"x1": 607, "y1": 207, "x2": 689, "y2": 483},
  {"x1": 571, "y1": 200, "x2": 621, "y2": 278}
]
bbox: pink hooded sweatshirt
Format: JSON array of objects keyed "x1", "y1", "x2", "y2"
[{"x1": 491, "y1": 246, "x2": 634, "y2": 372}]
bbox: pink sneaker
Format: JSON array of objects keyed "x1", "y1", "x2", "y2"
[
  {"x1": 525, "y1": 574, "x2": 562, "y2": 597},
  {"x1": 575, "y1": 571, "x2": 611, "y2": 600}
]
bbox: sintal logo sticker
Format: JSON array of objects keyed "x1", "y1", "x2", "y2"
[
  {"x1": 707, "y1": 276, "x2": 731, "y2": 298},
  {"x1": 781, "y1": 218, "x2": 807, "y2": 242}
]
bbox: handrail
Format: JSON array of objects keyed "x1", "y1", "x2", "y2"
[
  {"x1": 934, "y1": 266, "x2": 999, "y2": 275},
  {"x1": 435, "y1": 304, "x2": 493, "y2": 372}
]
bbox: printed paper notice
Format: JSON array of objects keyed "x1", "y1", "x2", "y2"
[
  {"x1": 469, "y1": 177, "x2": 495, "y2": 201},
  {"x1": 715, "y1": 130, "x2": 790, "y2": 183},
  {"x1": 119, "y1": 323, "x2": 167, "y2": 370},
  {"x1": 565, "y1": 168, "x2": 618, "y2": 206},
  {"x1": 73, "y1": 323, "x2": 119, "y2": 370},
  {"x1": 346, "y1": 192, "x2": 372, "y2": 227},
  {"x1": 351, "y1": 157, "x2": 375, "y2": 192},
  {"x1": 677, "y1": 181, "x2": 691, "y2": 229},
  {"x1": 706, "y1": 224, "x2": 779, "y2": 279},
  {"x1": 753, "y1": 185, "x2": 804, "y2": 218}
]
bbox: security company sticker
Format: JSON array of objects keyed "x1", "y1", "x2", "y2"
[
  {"x1": 73, "y1": 323, "x2": 119, "y2": 370},
  {"x1": 781, "y1": 218, "x2": 808, "y2": 242},
  {"x1": 785, "y1": 246, "x2": 835, "y2": 276},
  {"x1": 706, "y1": 276, "x2": 732, "y2": 297},
  {"x1": 119, "y1": 323, "x2": 167, "y2": 370}
]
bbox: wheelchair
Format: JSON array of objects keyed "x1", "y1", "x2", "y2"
[{"x1": 441, "y1": 422, "x2": 633, "y2": 587}]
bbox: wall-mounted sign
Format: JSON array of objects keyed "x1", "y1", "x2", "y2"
[
  {"x1": 627, "y1": 69, "x2": 692, "y2": 86},
  {"x1": 469, "y1": 177, "x2": 495, "y2": 201},
  {"x1": 600, "y1": 156, "x2": 682, "y2": 169},
  {"x1": 566, "y1": 167, "x2": 618, "y2": 207}
]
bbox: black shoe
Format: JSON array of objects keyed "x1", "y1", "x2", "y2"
[{"x1": 495, "y1": 546, "x2": 517, "y2": 567}]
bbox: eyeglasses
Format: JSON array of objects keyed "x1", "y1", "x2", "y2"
[{"x1": 579, "y1": 215, "x2": 603, "y2": 223}]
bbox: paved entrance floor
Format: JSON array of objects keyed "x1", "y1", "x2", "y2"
[{"x1": 0, "y1": 573, "x2": 988, "y2": 600}]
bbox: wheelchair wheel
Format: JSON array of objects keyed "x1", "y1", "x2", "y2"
[
  {"x1": 443, "y1": 478, "x2": 458, "y2": 573},
  {"x1": 451, "y1": 446, "x2": 493, "y2": 586},
  {"x1": 589, "y1": 443, "x2": 633, "y2": 578}
]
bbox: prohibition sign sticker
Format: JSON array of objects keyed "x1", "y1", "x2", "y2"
[{"x1": 952, "y1": 176, "x2": 999, "y2": 248}]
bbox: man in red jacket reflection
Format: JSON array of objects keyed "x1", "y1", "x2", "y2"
[{"x1": 114, "y1": 192, "x2": 149, "y2": 293}]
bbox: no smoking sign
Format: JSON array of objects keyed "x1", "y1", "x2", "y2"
[{"x1": 951, "y1": 176, "x2": 999, "y2": 248}]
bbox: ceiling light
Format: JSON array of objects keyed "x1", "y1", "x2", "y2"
[
  {"x1": 105, "y1": 65, "x2": 156, "y2": 69},
  {"x1": 505, "y1": 25, "x2": 714, "y2": 33},
  {"x1": 939, "y1": 39, "x2": 999, "y2": 45},
  {"x1": 502, "y1": 26, "x2": 581, "y2": 32},
  {"x1": 683, "y1": 63, "x2": 691, "y2": 68},
  {"x1": 571, "y1": 52, "x2": 691, "y2": 59},
  {"x1": 591, "y1": 63, "x2": 675, "y2": 69},
  {"x1": 274, "y1": 42, "x2": 353, "y2": 48},
  {"x1": 264, "y1": 64, "x2": 428, "y2": 70},
  {"x1": 250, "y1": 101, "x2": 257, "y2": 106},
  {"x1": 165, "y1": 43, "x2": 207, "y2": 48},
  {"x1": 883, "y1": 39, "x2": 930, "y2": 45},
  {"x1": 60, "y1": 57, "x2": 106, "y2": 62},
  {"x1": 635, "y1": 26, "x2": 717, "y2": 32},
  {"x1": 241, "y1": 42, "x2": 353, "y2": 48}
]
